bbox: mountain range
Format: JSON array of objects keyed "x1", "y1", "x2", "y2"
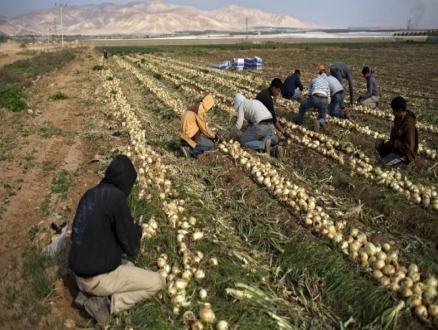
[{"x1": 0, "y1": 0, "x2": 317, "y2": 36}]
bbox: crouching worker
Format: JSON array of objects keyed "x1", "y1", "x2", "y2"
[
  {"x1": 376, "y1": 96, "x2": 418, "y2": 169},
  {"x1": 357, "y1": 67, "x2": 379, "y2": 108},
  {"x1": 225, "y1": 93, "x2": 284, "y2": 159},
  {"x1": 68, "y1": 155, "x2": 165, "y2": 324},
  {"x1": 180, "y1": 94, "x2": 218, "y2": 158}
]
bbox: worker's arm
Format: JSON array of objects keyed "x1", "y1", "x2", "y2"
[
  {"x1": 394, "y1": 122, "x2": 416, "y2": 156},
  {"x1": 196, "y1": 110, "x2": 215, "y2": 139},
  {"x1": 275, "y1": 121, "x2": 285, "y2": 134},
  {"x1": 347, "y1": 73, "x2": 354, "y2": 104},
  {"x1": 114, "y1": 201, "x2": 141, "y2": 257},
  {"x1": 226, "y1": 106, "x2": 245, "y2": 140}
]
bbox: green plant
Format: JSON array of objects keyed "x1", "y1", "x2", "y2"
[
  {"x1": 92, "y1": 64, "x2": 104, "y2": 71},
  {"x1": 258, "y1": 83, "x2": 268, "y2": 90},
  {"x1": 0, "y1": 86, "x2": 28, "y2": 112},
  {"x1": 153, "y1": 73, "x2": 162, "y2": 80},
  {"x1": 40, "y1": 193, "x2": 52, "y2": 213},
  {"x1": 49, "y1": 92, "x2": 69, "y2": 100},
  {"x1": 51, "y1": 169, "x2": 71, "y2": 195},
  {"x1": 39, "y1": 126, "x2": 62, "y2": 138}
]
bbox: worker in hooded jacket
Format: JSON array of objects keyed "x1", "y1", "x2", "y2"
[
  {"x1": 68, "y1": 155, "x2": 165, "y2": 324},
  {"x1": 376, "y1": 96, "x2": 418, "y2": 168},
  {"x1": 180, "y1": 94, "x2": 218, "y2": 158}
]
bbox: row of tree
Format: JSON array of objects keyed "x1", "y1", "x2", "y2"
[{"x1": 394, "y1": 30, "x2": 438, "y2": 36}]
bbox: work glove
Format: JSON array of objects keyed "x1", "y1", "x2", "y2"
[
  {"x1": 283, "y1": 132, "x2": 292, "y2": 140},
  {"x1": 356, "y1": 96, "x2": 363, "y2": 104},
  {"x1": 213, "y1": 134, "x2": 219, "y2": 143}
]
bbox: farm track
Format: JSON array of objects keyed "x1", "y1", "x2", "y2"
[{"x1": 108, "y1": 55, "x2": 438, "y2": 328}]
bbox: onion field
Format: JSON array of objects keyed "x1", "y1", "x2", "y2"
[{"x1": 93, "y1": 44, "x2": 438, "y2": 330}]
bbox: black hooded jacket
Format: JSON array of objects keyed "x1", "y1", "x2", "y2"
[{"x1": 68, "y1": 155, "x2": 140, "y2": 278}]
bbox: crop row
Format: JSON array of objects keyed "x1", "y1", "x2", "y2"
[{"x1": 112, "y1": 56, "x2": 438, "y2": 328}]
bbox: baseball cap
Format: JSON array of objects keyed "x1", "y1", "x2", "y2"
[{"x1": 317, "y1": 65, "x2": 325, "y2": 73}]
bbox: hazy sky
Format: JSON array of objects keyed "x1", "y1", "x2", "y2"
[{"x1": 0, "y1": 0, "x2": 437, "y2": 28}]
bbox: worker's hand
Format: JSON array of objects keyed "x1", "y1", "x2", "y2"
[
  {"x1": 213, "y1": 134, "x2": 220, "y2": 143},
  {"x1": 356, "y1": 96, "x2": 362, "y2": 104},
  {"x1": 384, "y1": 139, "x2": 394, "y2": 149},
  {"x1": 283, "y1": 132, "x2": 292, "y2": 140}
]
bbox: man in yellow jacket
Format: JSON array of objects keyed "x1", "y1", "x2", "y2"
[{"x1": 180, "y1": 94, "x2": 218, "y2": 158}]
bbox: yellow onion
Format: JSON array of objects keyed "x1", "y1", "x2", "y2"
[
  {"x1": 428, "y1": 305, "x2": 438, "y2": 318},
  {"x1": 364, "y1": 242, "x2": 377, "y2": 257},
  {"x1": 183, "y1": 311, "x2": 196, "y2": 326},
  {"x1": 373, "y1": 269, "x2": 383, "y2": 279},
  {"x1": 379, "y1": 275, "x2": 390, "y2": 286},
  {"x1": 216, "y1": 320, "x2": 229, "y2": 330},
  {"x1": 374, "y1": 259, "x2": 385, "y2": 270},
  {"x1": 191, "y1": 321, "x2": 204, "y2": 330},
  {"x1": 407, "y1": 294, "x2": 422, "y2": 307},
  {"x1": 425, "y1": 276, "x2": 437, "y2": 288},
  {"x1": 200, "y1": 303, "x2": 216, "y2": 323},
  {"x1": 388, "y1": 282, "x2": 401, "y2": 293},
  {"x1": 401, "y1": 288, "x2": 413, "y2": 298},
  {"x1": 199, "y1": 288, "x2": 207, "y2": 300},
  {"x1": 415, "y1": 305, "x2": 428, "y2": 319},
  {"x1": 209, "y1": 258, "x2": 218, "y2": 266}
]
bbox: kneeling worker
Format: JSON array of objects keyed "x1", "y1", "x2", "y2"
[
  {"x1": 225, "y1": 93, "x2": 284, "y2": 158},
  {"x1": 357, "y1": 66, "x2": 380, "y2": 108},
  {"x1": 376, "y1": 96, "x2": 418, "y2": 168},
  {"x1": 180, "y1": 94, "x2": 218, "y2": 158},
  {"x1": 256, "y1": 78, "x2": 292, "y2": 140},
  {"x1": 69, "y1": 155, "x2": 165, "y2": 324}
]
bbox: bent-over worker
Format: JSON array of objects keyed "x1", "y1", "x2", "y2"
[
  {"x1": 226, "y1": 93, "x2": 284, "y2": 159},
  {"x1": 330, "y1": 61, "x2": 354, "y2": 106}
]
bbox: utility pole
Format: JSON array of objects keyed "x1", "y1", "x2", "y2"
[
  {"x1": 54, "y1": 18, "x2": 57, "y2": 39},
  {"x1": 55, "y1": 3, "x2": 67, "y2": 47}
]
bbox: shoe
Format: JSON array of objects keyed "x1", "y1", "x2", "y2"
[
  {"x1": 75, "y1": 291, "x2": 89, "y2": 309},
  {"x1": 314, "y1": 119, "x2": 321, "y2": 133},
  {"x1": 180, "y1": 145, "x2": 191, "y2": 159},
  {"x1": 265, "y1": 140, "x2": 271, "y2": 155},
  {"x1": 276, "y1": 146, "x2": 284, "y2": 159},
  {"x1": 344, "y1": 110, "x2": 351, "y2": 120},
  {"x1": 83, "y1": 296, "x2": 110, "y2": 324}
]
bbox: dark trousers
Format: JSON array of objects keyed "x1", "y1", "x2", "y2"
[{"x1": 375, "y1": 140, "x2": 408, "y2": 168}]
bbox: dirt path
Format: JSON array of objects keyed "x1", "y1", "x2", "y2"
[{"x1": 0, "y1": 48, "x2": 119, "y2": 329}]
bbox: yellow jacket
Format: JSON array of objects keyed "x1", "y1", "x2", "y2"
[{"x1": 180, "y1": 95, "x2": 215, "y2": 148}]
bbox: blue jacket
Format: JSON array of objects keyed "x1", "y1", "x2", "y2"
[{"x1": 282, "y1": 74, "x2": 303, "y2": 99}]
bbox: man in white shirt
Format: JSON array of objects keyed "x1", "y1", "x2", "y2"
[
  {"x1": 295, "y1": 65, "x2": 331, "y2": 132},
  {"x1": 226, "y1": 93, "x2": 284, "y2": 159},
  {"x1": 321, "y1": 72, "x2": 351, "y2": 120}
]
